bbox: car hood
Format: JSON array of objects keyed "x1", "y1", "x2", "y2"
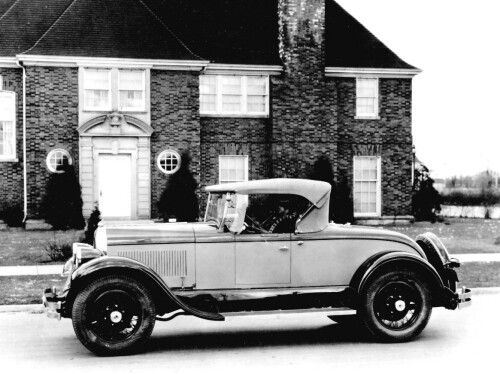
[{"x1": 102, "y1": 222, "x2": 234, "y2": 246}]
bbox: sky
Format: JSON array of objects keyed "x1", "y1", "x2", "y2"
[{"x1": 335, "y1": 0, "x2": 500, "y2": 178}]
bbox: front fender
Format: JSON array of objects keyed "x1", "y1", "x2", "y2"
[
  {"x1": 350, "y1": 251, "x2": 448, "y2": 307},
  {"x1": 70, "y1": 256, "x2": 224, "y2": 321}
]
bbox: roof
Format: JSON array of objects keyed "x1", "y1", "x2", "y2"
[
  {"x1": 325, "y1": 0, "x2": 417, "y2": 69},
  {"x1": 0, "y1": 0, "x2": 74, "y2": 57},
  {"x1": 0, "y1": 0, "x2": 415, "y2": 70},
  {"x1": 205, "y1": 178, "x2": 332, "y2": 206},
  {"x1": 143, "y1": 0, "x2": 282, "y2": 65},
  {"x1": 18, "y1": 0, "x2": 203, "y2": 60}
]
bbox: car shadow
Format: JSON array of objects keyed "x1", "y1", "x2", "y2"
[{"x1": 146, "y1": 319, "x2": 369, "y2": 353}]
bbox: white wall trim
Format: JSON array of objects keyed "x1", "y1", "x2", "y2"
[
  {"x1": 204, "y1": 63, "x2": 283, "y2": 76},
  {"x1": 0, "y1": 57, "x2": 18, "y2": 68},
  {"x1": 16, "y1": 54, "x2": 210, "y2": 71},
  {"x1": 325, "y1": 67, "x2": 422, "y2": 78}
]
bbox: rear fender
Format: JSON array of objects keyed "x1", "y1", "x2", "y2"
[
  {"x1": 350, "y1": 251, "x2": 447, "y2": 307},
  {"x1": 69, "y1": 256, "x2": 224, "y2": 321}
]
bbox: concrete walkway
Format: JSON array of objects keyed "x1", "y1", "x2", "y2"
[{"x1": 1, "y1": 253, "x2": 500, "y2": 277}]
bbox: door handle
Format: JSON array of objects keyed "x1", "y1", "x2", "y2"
[
  {"x1": 297, "y1": 241, "x2": 304, "y2": 246},
  {"x1": 279, "y1": 246, "x2": 289, "y2": 251}
]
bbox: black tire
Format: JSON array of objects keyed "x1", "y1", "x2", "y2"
[
  {"x1": 358, "y1": 270, "x2": 432, "y2": 342},
  {"x1": 72, "y1": 275, "x2": 156, "y2": 356}
]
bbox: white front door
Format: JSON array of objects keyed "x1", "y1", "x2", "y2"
[{"x1": 99, "y1": 154, "x2": 132, "y2": 218}]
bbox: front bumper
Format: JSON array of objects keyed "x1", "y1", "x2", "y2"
[
  {"x1": 457, "y1": 286, "x2": 472, "y2": 309},
  {"x1": 42, "y1": 287, "x2": 67, "y2": 320}
]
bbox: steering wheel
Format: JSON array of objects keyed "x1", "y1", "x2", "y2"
[{"x1": 243, "y1": 215, "x2": 269, "y2": 234}]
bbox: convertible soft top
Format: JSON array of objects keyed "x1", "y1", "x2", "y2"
[{"x1": 205, "y1": 178, "x2": 331, "y2": 206}]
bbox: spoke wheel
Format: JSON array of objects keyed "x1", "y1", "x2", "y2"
[
  {"x1": 72, "y1": 275, "x2": 155, "y2": 356},
  {"x1": 359, "y1": 270, "x2": 432, "y2": 342}
]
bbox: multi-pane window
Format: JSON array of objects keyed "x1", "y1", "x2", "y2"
[
  {"x1": 219, "y1": 155, "x2": 248, "y2": 183},
  {"x1": 200, "y1": 75, "x2": 268, "y2": 116},
  {"x1": 0, "y1": 90, "x2": 16, "y2": 160},
  {"x1": 84, "y1": 69, "x2": 111, "y2": 110},
  {"x1": 157, "y1": 150, "x2": 181, "y2": 174},
  {"x1": 119, "y1": 70, "x2": 145, "y2": 111},
  {"x1": 353, "y1": 156, "x2": 381, "y2": 216},
  {"x1": 46, "y1": 149, "x2": 72, "y2": 173},
  {"x1": 356, "y1": 78, "x2": 378, "y2": 117}
]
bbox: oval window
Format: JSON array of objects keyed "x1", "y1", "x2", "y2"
[
  {"x1": 157, "y1": 150, "x2": 181, "y2": 174},
  {"x1": 46, "y1": 149, "x2": 72, "y2": 173}
]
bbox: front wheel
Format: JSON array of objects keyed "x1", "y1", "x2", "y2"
[
  {"x1": 358, "y1": 270, "x2": 432, "y2": 342},
  {"x1": 72, "y1": 275, "x2": 156, "y2": 356}
]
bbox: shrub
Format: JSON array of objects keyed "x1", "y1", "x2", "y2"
[
  {"x1": 308, "y1": 156, "x2": 353, "y2": 224},
  {"x1": 158, "y1": 151, "x2": 199, "y2": 222},
  {"x1": 43, "y1": 238, "x2": 73, "y2": 262},
  {"x1": 441, "y1": 189, "x2": 500, "y2": 206},
  {"x1": 83, "y1": 206, "x2": 101, "y2": 245},
  {"x1": 412, "y1": 163, "x2": 441, "y2": 222},
  {"x1": 1, "y1": 204, "x2": 24, "y2": 227},
  {"x1": 42, "y1": 164, "x2": 85, "y2": 230}
]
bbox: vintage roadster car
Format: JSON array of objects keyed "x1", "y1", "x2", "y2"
[{"x1": 43, "y1": 178, "x2": 471, "y2": 355}]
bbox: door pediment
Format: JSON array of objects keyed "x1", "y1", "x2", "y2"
[{"x1": 78, "y1": 112, "x2": 153, "y2": 137}]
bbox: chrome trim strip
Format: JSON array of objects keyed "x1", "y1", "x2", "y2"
[{"x1": 221, "y1": 307, "x2": 356, "y2": 318}]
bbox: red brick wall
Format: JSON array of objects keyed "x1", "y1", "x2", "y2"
[
  {"x1": 150, "y1": 70, "x2": 201, "y2": 218},
  {"x1": 274, "y1": 0, "x2": 338, "y2": 181},
  {"x1": 0, "y1": 68, "x2": 24, "y2": 214},
  {"x1": 24, "y1": 66, "x2": 79, "y2": 219},
  {"x1": 336, "y1": 77, "x2": 414, "y2": 216}
]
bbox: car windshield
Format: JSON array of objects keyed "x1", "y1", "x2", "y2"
[{"x1": 204, "y1": 192, "x2": 312, "y2": 234}]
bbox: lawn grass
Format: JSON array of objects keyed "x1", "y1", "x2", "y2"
[
  {"x1": 385, "y1": 218, "x2": 500, "y2": 255},
  {"x1": 0, "y1": 274, "x2": 68, "y2": 305},
  {"x1": 0, "y1": 229, "x2": 84, "y2": 266}
]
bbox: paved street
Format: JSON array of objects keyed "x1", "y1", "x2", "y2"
[{"x1": 1, "y1": 293, "x2": 496, "y2": 374}]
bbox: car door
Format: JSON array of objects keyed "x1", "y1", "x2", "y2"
[{"x1": 234, "y1": 233, "x2": 291, "y2": 286}]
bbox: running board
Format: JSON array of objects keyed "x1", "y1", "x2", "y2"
[{"x1": 220, "y1": 307, "x2": 356, "y2": 318}]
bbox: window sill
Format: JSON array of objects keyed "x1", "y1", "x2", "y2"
[
  {"x1": 0, "y1": 157, "x2": 19, "y2": 163},
  {"x1": 201, "y1": 113, "x2": 269, "y2": 119},
  {"x1": 355, "y1": 115, "x2": 380, "y2": 120},
  {"x1": 354, "y1": 213, "x2": 381, "y2": 218}
]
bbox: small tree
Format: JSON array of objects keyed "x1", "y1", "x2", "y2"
[
  {"x1": 308, "y1": 155, "x2": 353, "y2": 224},
  {"x1": 412, "y1": 163, "x2": 441, "y2": 222},
  {"x1": 83, "y1": 205, "x2": 101, "y2": 244},
  {"x1": 42, "y1": 163, "x2": 85, "y2": 230},
  {"x1": 158, "y1": 151, "x2": 199, "y2": 222}
]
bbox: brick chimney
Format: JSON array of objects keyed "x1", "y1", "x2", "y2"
[{"x1": 278, "y1": 0, "x2": 326, "y2": 76}]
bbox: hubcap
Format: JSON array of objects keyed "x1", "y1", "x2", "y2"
[
  {"x1": 395, "y1": 300, "x2": 406, "y2": 312},
  {"x1": 86, "y1": 289, "x2": 142, "y2": 342},
  {"x1": 110, "y1": 311, "x2": 123, "y2": 323},
  {"x1": 373, "y1": 281, "x2": 422, "y2": 330}
]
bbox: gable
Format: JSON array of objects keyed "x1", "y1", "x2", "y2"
[{"x1": 326, "y1": 0, "x2": 416, "y2": 70}]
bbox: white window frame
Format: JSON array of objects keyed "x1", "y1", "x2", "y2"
[
  {"x1": 353, "y1": 156, "x2": 382, "y2": 217},
  {"x1": 0, "y1": 90, "x2": 16, "y2": 161},
  {"x1": 219, "y1": 155, "x2": 249, "y2": 184},
  {"x1": 118, "y1": 69, "x2": 146, "y2": 112},
  {"x1": 157, "y1": 150, "x2": 181, "y2": 175},
  {"x1": 200, "y1": 75, "x2": 269, "y2": 117},
  {"x1": 83, "y1": 68, "x2": 112, "y2": 111},
  {"x1": 355, "y1": 77, "x2": 379, "y2": 119},
  {"x1": 46, "y1": 149, "x2": 73, "y2": 173}
]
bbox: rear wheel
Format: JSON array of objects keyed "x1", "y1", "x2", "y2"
[
  {"x1": 358, "y1": 270, "x2": 432, "y2": 342},
  {"x1": 72, "y1": 275, "x2": 156, "y2": 356}
]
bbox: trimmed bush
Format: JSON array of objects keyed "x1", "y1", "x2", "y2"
[
  {"x1": 42, "y1": 164, "x2": 85, "y2": 230},
  {"x1": 1, "y1": 204, "x2": 24, "y2": 227},
  {"x1": 441, "y1": 189, "x2": 500, "y2": 206},
  {"x1": 412, "y1": 164, "x2": 441, "y2": 222},
  {"x1": 158, "y1": 151, "x2": 199, "y2": 222},
  {"x1": 83, "y1": 206, "x2": 101, "y2": 245}
]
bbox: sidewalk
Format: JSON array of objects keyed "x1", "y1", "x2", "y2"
[{"x1": 1, "y1": 253, "x2": 500, "y2": 277}]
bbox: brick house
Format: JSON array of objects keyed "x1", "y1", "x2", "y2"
[{"x1": 0, "y1": 0, "x2": 420, "y2": 226}]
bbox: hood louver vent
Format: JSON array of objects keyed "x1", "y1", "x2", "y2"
[{"x1": 116, "y1": 249, "x2": 187, "y2": 277}]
